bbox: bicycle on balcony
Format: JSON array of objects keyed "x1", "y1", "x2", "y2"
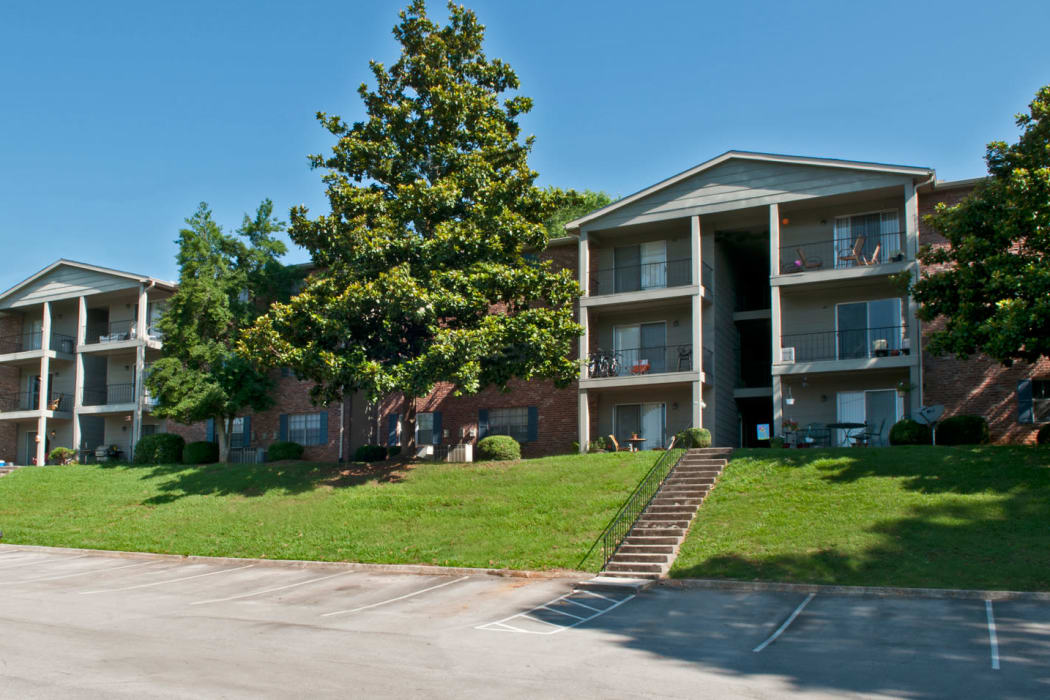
[{"x1": 587, "y1": 349, "x2": 621, "y2": 378}]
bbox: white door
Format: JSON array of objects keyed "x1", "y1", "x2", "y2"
[
  {"x1": 613, "y1": 325, "x2": 640, "y2": 376},
  {"x1": 835, "y1": 391, "x2": 865, "y2": 446},
  {"x1": 640, "y1": 241, "x2": 667, "y2": 289}
]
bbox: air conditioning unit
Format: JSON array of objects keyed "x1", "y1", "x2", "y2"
[{"x1": 780, "y1": 347, "x2": 796, "y2": 363}]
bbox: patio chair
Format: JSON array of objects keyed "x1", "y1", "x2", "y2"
[
  {"x1": 606, "y1": 434, "x2": 631, "y2": 452},
  {"x1": 677, "y1": 346, "x2": 692, "y2": 371},
  {"x1": 838, "y1": 236, "x2": 866, "y2": 266},
  {"x1": 801, "y1": 423, "x2": 830, "y2": 447},
  {"x1": 864, "y1": 243, "x2": 882, "y2": 265},
  {"x1": 796, "y1": 248, "x2": 823, "y2": 270}
]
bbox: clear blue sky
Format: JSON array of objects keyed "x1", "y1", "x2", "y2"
[{"x1": 2, "y1": 0, "x2": 1048, "y2": 290}]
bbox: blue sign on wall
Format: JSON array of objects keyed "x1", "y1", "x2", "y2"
[{"x1": 756, "y1": 423, "x2": 770, "y2": 440}]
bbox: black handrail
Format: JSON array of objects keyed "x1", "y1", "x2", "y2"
[
  {"x1": 778, "y1": 231, "x2": 905, "y2": 274},
  {"x1": 587, "y1": 344, "x2": 694, "y2": 378},
  {"x1": 592, "y1": 258, "x2": 692, "y2": 295},
  {"x1": 577, "y1": 438, "x2": 687, "y2": 572},
  {"x1": 780, "y1": 325, "x2": 910, "y2": 363}
]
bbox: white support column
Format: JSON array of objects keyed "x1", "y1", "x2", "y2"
[
  {"x1": 131, "y1": 284, "x2": 147, "y2": 459},
  {"x1": 690, "y1": 214, "x2": 704, "y2": 430},
  {"x1": 71, "y1": 295, "x2": 87, "y2": 454},
  {"x1": 903, "y1": 182, "x2": 919, "y2": 261},
  {"x1": 769, "y1": 204, "x2": 783, "y2": 437},
  {"x1": 36, "y1": 302, "x2": 52, "y2": 465},
  {"x1": 903, "y1": 181, "x2": 923, "y2": 412},
  {"x1": 578, "y1": 230, "x2": 590, "y2": 297},
  {"x1": 578, "y1": 389, "x2": 589, "y2": 454}
]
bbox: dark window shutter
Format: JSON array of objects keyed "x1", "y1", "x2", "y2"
[
  {"x1": 478, "y1": 409, "x2": 489, "y2": 439},
  {"x1": 527, "y1": 406, "x2": 539, "y2": 442},
  {"x1": 387, "y1": 413, "x2": 399, "y2": 446},
  {"x1": 242, "y1": 416, "x2": 251, "y2": 447},
  {"x1": 319, "y1": 411, "x2": 328, "y2": 445},
  {"x1": 1018, "y1": 379, "x2": 1034, "y2": 424},
  {"x1": 432, "y1": 412, "x2": 443, "y2": 445},
  {"x1": 206, "y1": 418, "x2": 215, "y2": 443},
  {"x1": 280, "y1": 367, "x2": 291, "y2": 378},
  {"x1": 278, "y1": 414, "x2": 289, "y2": 441}
]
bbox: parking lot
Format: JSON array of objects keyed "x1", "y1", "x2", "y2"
[{"x1": 1, "y1": 546, "x2": 1048, "y2": 698}]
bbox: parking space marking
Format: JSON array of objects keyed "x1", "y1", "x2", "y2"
[
  {"x1": 190, "y1": 570, "x2": 354, "y2": 606},
  {"x1": 477, "y1": 589, "x2": 635, "y2": 635},
  {"x1": 986, "y1": 600, "x2": 1000, "y2": 670},
  {"x1": 753, "y1": 593, "x2": 816, "y2": 653},
  {"x1": 9, "y1": 560, "x2": 153, "y2": 584},
  {"x1": 79, "y1": 564, "x2": 254, "y2": 595},
  {"x1": 0, "y1": 553, "x2": 88, "y2": 571},
  {"x1": 320, "y1": 575, "x2": 470, "y2": 618}
]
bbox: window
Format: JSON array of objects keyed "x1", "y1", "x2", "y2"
[
  {"x1": 614, "y1": 241, "x2": 667, "y2": 292},
  {"x1": 231, "y1": 417, "x2": 245, "y2": 448},
  {"x1": 1035, "y1": 380, "x2": 1050, "y2": 422},
  {"x1": 140, "y1": 424, "x2": 157, "y2": 437},
  {"x1": 289, "y1": 413, "x2": 323, "y2": 445},
  {"x1": 834, "y1": 210, "x2": 901, "y2": 268},
  {"x1": 487, "y1": 407, "x2": 529, "y2": 443},
  {"x1": 416, "y1": 412, "x2": 436, "y2": 445}
]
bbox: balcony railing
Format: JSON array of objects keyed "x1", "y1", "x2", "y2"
[
  {"x1": 0, "y1": 332, "x2": 76, "y2": 354},
  {"x1": 780, "y1": 325, "x2": 910, "y2": 364},
  {"x1": 0, "y1": 391, "x2": 73, "y2": 413},
  {"x1": 82, "y1": 383, "x2": 136, "y2": 406},
  {"x1": 587, "y1": 344, "x2": 694, "y2": 378},
  {"x1": 591, "y1": 258, "x2": 692, "y2": 296},
  {"x1": 778, "y1": 232, "x2": 906, "y2": 275},
  {"x1": 84, "y1": 321, "x2": 162, "y2": 345}
]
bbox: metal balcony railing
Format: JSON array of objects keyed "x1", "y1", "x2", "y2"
[
  {"x1": 82, "y1": 383, "x2": 136, "y2": 406},
  {"x1": 84, "y1": 321, "x2": 162, "y2": 345},
  {"x1": 780, "y1": 325, "x2": 911, "y2": 363},
  {"x1": 591, "y1": 258, "x2": 692, "y2": 296},
  {"x1": 778, "y1": 231, "x2": 906, "y2": 275},
  {"x1": 0, "y1": 332, "x2": 76, "y2": 354},
  {"x1": 0, "y1": 391, "x2": 73, "y2": 413},
  {"x1": 587, "y1": 344, "x2": 694, "y2": 378}
]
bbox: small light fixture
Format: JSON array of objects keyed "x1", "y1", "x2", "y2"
[
  {"x1": 785, "y1": 384, "x2": 796, "y2": 406},
  {"x1": 781, "y1": 217, "x2": 790, "y2": 226},
  {"x1": 672, "y1": 401, "x2": 679, "y2": 410},
  {"x1": 672, "y1": 320, "x2": 679, "y2": 327},
  {"x1": 49, "y1": 430, "x2": 56, "y2": 439}
]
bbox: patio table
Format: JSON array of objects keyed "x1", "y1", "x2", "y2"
[{"x1": 826, "y1": 422, "x2": 866, "y2": 447}]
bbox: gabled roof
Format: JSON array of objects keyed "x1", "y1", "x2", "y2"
[
  {"x1": 0, "y1": 259, "x2": 176, "y2": 305},
  {"x1": 565, "y1": 150, "x2": 935, "y2": 232}
]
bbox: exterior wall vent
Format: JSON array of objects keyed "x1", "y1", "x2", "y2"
[{"x1": 780, "y1": 347, "x2": 796, "y2": 363}]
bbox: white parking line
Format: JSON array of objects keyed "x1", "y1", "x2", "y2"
[
  {"x1": 0, "y1": 554, "x2": 88, "y2": 571},
  {"x1": 79, "y1": 564, "x2": 254, "y2": 594},
  {"x1": 753, "y1": 593, "x2": 816, "y2": 653},
  {"x1": 9, "y1": 560, "x2": 153, "y2": 584},
  {"x1": 321, "y1": 576, "x2": 470, "y2": 618},
  {"x1": 190, "y1": 570, "x2": 354, "y2": 605},
  {"x1": 477, "y1": 590, "x2": 635, "y2": 635},
  {"x1": 986, "y1": 600, "x2": 1000, "y2": 670}
]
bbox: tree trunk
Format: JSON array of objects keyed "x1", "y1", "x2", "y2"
[
  {"x1": 216, "y1": 416, "x2": 230, "y2": 464},
  {"x1": 403, "y1": 396, "x2": 416, "y2": 456}
]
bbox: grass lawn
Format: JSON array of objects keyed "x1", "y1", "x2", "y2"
[
  {"x1": 0, "y1": 452, "x2": 657, "y2": 571},
  {"x1": 671, "y1": 446, "x2": 1050, "y2": 591}
]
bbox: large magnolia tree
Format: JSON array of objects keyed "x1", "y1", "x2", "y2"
[
  {"x1": 242, "y1": 1, "x2": 582, "y2": 450},
  {"x1": 914, "y1": 84, "x2": 1050, "y2": 365}
]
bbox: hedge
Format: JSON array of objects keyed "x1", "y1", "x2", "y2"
[
  {"x1": 267, "y1": 441, "x2": 304, "y2": 461},
  {"x1": 936, "y1": 414, "x2": 991, "y2": 446},
  {"x1": 1036, "y1": 423, "x2": 1050, "y2": 445},
  {"x1": 675, "y1": 427, "x2": 712, "y2": 448},
  {"x1": 889, "y1": 419, "x2": 932, "y2": 446},
  {"x1": 477, "y1": 435, "x2": 520, "y2": 461},
  {"x1": 134, "y1": 433, "x2": 186, "y2": 464},
  {"x1": 354, "y1": 444, "x2": 388, "y2": 462},
  {"x1": 183, "y1": 441, "x2": 220, "y2": 465}
]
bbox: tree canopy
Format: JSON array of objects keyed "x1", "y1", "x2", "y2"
[
  {"x1": 242, "y1": 1, "x2": 584, "y2": 448},
  {"x1": 148, "y1": 200, "x2": 294, "y2": 462},
  {"x1": 913, "y1": 84, "x2": 1050, "y2": 365}
]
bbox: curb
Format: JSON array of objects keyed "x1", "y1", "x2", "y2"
[
  {"x1": 660, "y1": 577, "x2": 1050, "y2": 602},
  {"x1": 0, "y1": 543, "x2": 585, "y2": 581}
]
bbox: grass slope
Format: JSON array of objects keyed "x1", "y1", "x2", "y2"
[
  {"x1": 671, "y1": 446, "x2": 1050, "y2": 591},
  {"x1": 0, "y1": 452, "x2": 655, "y2": 571}
]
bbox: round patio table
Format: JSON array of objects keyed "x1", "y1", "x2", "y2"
[
  {"x1": 626, "y1": 437, "x2": 647, "y2": 452},
  {"x1": 826, "y1": 422, "x2": 866, "y2": 447}
]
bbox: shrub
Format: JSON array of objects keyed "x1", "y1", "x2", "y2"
[
  {"x1": 935, "y1": 414, "x2": 991, "y2": 446},
  {"x1": 588, "y1": 437, "x2": 606, "y2": 453},
  {"x1": 134, "y1": 433, "x2": 186, "y2": 464},
  {"x1": 267, "y1": 441, "x2": 304, "y2": 461},
  {"x1": 889, "y1": 419, "x2": 931, "y2": 446},
  {"x1": 387, "y1": 446, "x2": 402, "y2": 458},
  {"x1": 477, "y1": 435, "x2": 520, "y2": 461},
  {"x1": 354, "y1": 444, "x2": 388, "y2": 462},
  {"x1": 183, "y1": 441, "x2": 220, "y2": 464},
  {"x1": 675, "y1": 427, "x2": 712, "y2": 448},
  {"x1": 1037, "y1": 424, "x2": 1050, "y2": 445},
  {"x1": 48, "y1": 446, "x2": 77, "y2": 464}
]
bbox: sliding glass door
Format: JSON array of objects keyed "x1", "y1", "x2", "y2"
[
  {"x1": 613, "y1": 322, "x2": 666, "y2": 375},
  {"x1": 614, "y1": 402, "x2": 666, "y2": 449},
  {"x1": 836, "y1": 299, "x2": 903, "y2": 359}
]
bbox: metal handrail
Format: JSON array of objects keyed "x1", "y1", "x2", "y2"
[
  {"x1": 577, "y1": 438, "x2": 687, "y2": 572},
  {"x1": 0, "y1": 332, "x2": 76, "y2": 353},
  {"x1": 82, "y1": 383, "x2": 136, "y2": 406},
  {"x1": 779, "y1": 231, "x2": 905, "y2": 274},
  {"x1": 587, "y1": 344, "x2": 694, "y2": 378},
  {"x1": 592, "y1": 258, "x2": 692, "y2": 295},
  {"x1": 780, "y1": 325, "x2": 910, "y2": 363}
]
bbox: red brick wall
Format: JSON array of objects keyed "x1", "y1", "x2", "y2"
[
  {"x1": 0, "y1": 313, "x2": 21, "y2": 462},
  {"x1": 918, "y1": 184, "x2": 1050, "y2": 443}
]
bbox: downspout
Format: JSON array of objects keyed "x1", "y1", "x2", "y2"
[{"x1": 911, "y1": 174, "x2": 936, "y2": 412}]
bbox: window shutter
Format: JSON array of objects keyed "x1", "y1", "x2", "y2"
[
  {"x1": 242, "y1": 416, "x2": 251, "y2": 447},
  {"x1": 478, "y1": 409, "x2": 489, "y2": 439},
  {"x1": 432, "y1": 412, "x2": 443, "y2": 445},
  {"x1": 280, "y1": 367, "x2": 291, "y2": 378},
  {"x1": 1018, "y1": 379, "x2": 1034, "y2": 424},
  {"x1": 387, "y1": 413, "x2": 399, "y2": 447},
  {"x1": 319, "y1": 411, "x2": 328, "y2": 445},
  {"x1": 278, "y1": 414, "x2": 288, "y2": 441},
  {"x1": 527, "y1": 406, "x2": 538, "y2": 442},
  {"x1": 206, "y1": 418, "x2": 215, "y2": 443}
]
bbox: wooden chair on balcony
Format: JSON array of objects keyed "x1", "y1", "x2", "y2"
[
  {"x1": 47, "y1": 397, "x2": 61, "y2": 411},
  {"x1": 796, "y1": 248, "x2": 823, "y2": 270},
  {"x1": 838, "y1": 236, "x2": 866, "y2": 266},
  {"x1": 863, "y1": 244, "x2": 882, "y2": 265}
]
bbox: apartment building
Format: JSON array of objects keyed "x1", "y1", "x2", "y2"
[{"x1": 0, "y1": 261, "x2": 174, "y2": 465}]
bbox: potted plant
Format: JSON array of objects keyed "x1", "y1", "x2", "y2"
[{"x1": 889, "y1": 250, "x2": 905, "y2": 263}]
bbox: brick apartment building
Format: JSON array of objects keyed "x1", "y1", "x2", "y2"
[{"x1": 0, "y1": 151, "x2": 1047, "y2": 465}]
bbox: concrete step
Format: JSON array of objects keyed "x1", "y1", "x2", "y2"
[
  {"x1": 608, "y1": 552, "x2": 670, "y2": 564},
  {"x1": 636, "y1": 514, "x2": 691, "y2": 525},
  {"x1": 618, "y1": 544, "x2": 674, "y2": 554},
  {"x1": 574, "y1": 576, "x2": 655, "y2": 593},
  {"x1": 651, "y1": 497, "x2": 701, "y2": 507},
  {"x1": 623, "y1": 535, "x2": 679, "y2": 545},
  {"x1": 606, "y1": 561, "x2": 664, "y2": 573},
  {"x1": 646, "y1": 505, "x2": 697, "y2": 514},
  {"x1": 600, "y1": 570, "x2": 661, "y2": 580},
  {"x1": 629, "y1": 526, "x2": 685, "y2": 538},
  {"x1": 691, "y1": 448, "x2": 733, "y2": 455},
  {"x1": 676, "y1": 459, "x2": 727, "y2": 467}
]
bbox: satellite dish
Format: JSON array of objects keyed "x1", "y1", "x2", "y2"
[{"x1": 916, "y1": 405, "x2": 944, "y2": 426}]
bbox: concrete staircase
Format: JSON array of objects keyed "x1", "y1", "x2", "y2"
[
  {"x1": 600, "y1": 447, "x2": 731, "y2": 580},
  {"x1": 0, "y1": 465, "x2": 20, "y2": 478}
]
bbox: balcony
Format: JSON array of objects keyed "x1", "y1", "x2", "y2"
[
  {"x1": 777, "y1": 325, "x2": 915, "y2": 374},
  {"x1": 0, "y1": 391, "x2": 73, "y2": 415},
  {"x1": 83, "y1": 383, "x2": 136, "y2": 407},
  {"x1": 83, "y1": 321, "x2": 163, "y2": 347},
  {"x1": 581, "y1": 343, "x2": 708, "y2": 390},
  {"x1": 776, "y1": 231, "x2": 907, "y2": 282},
  {"x1": 0, "y1": 332, "x2": 76, "y2": 357}
]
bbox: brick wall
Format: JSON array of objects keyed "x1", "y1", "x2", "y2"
[
  {"x1": 918, "y1": 183, "x2": 1050, "y2": 443},
  {"x1": 0, "y1": 313, "x2": 20, "y2": 461}
]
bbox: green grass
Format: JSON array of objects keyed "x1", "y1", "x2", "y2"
[
  {"x1": 671, "y1": 446, "x2": 1050, "y2": 591},
  {"x1": 0, "y1": 452, "x2": 656, "y2": 571}
]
